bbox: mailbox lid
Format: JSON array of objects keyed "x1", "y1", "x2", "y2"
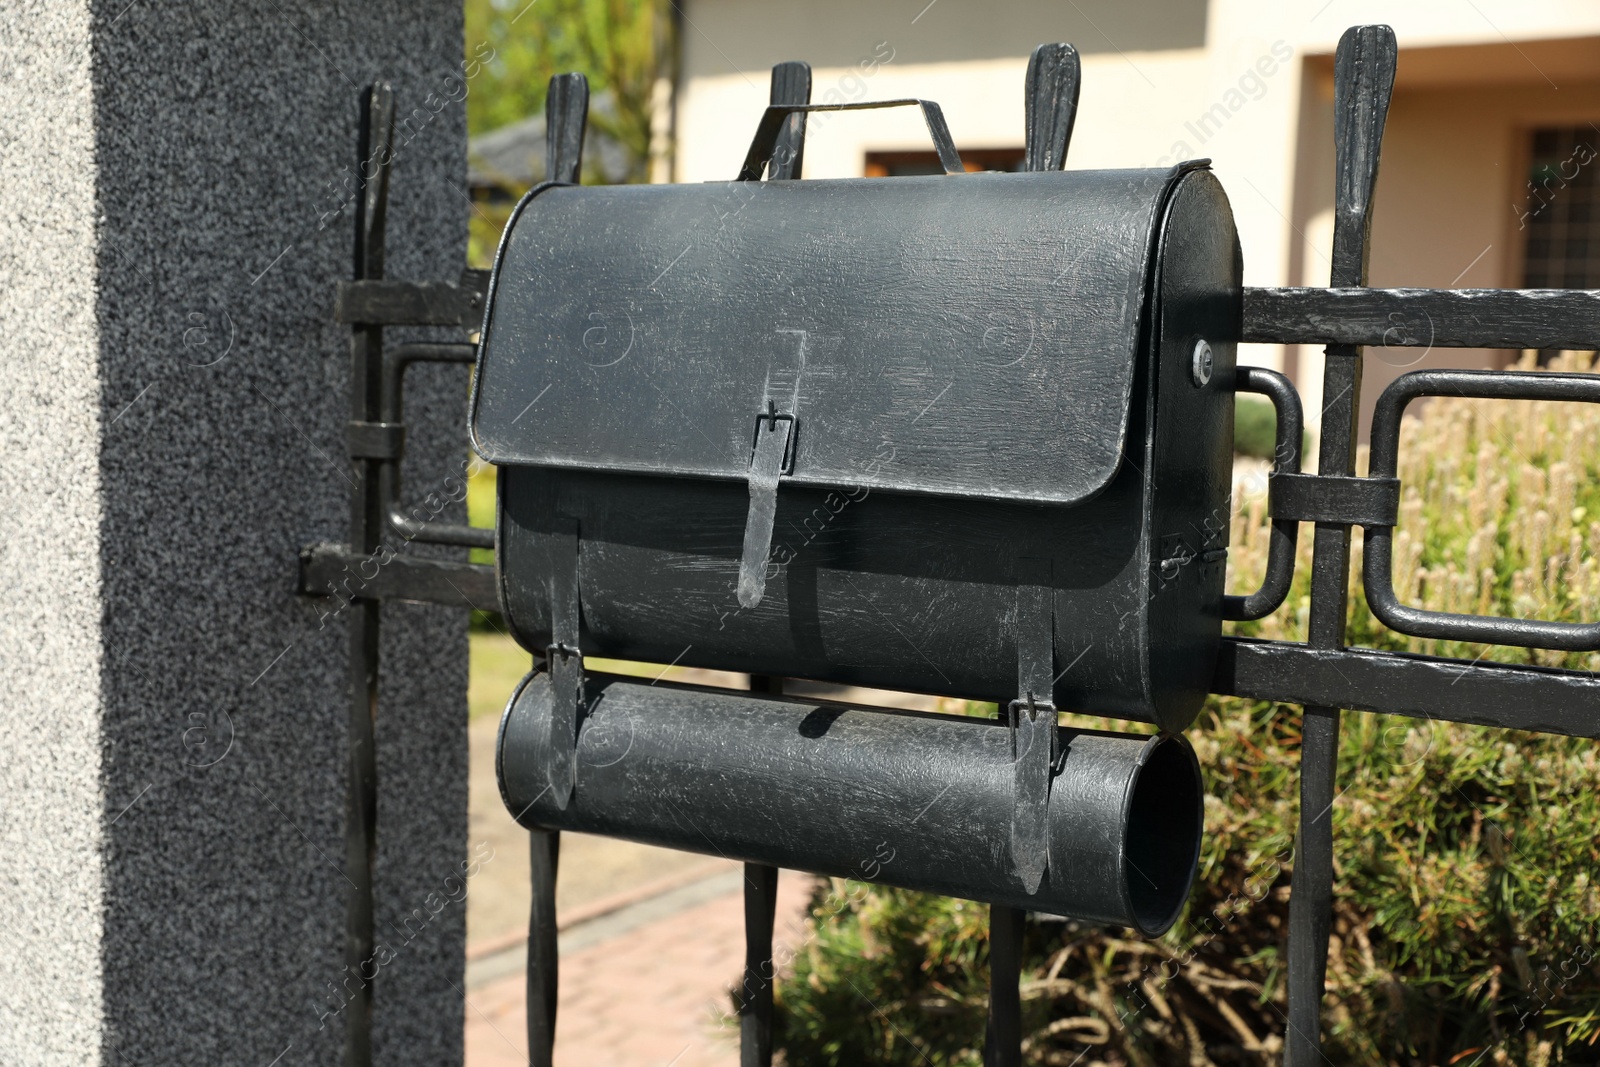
[{"x1": 471, "y1": 166, "x2": 1193, "y2": 506}]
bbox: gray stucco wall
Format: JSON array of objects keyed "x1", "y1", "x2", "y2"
[{"x1": 1, "y1": 2, "x2": 471, "y2": 1064}]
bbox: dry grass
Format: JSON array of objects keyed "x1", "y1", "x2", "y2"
[{"x1": 1229, "y1": 349, "x2": 1600, "y2": 672}]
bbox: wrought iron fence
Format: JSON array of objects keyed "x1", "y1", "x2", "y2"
[{"x1": 298, "y1": 23, "x2": 1600, "y2": 1066}]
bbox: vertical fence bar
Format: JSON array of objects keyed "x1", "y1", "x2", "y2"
[
  {"x1": 544, "y1": 73, "x2": 589, "y2": 186},
  {"x1": 984, "y1": 904, "x2": 1025, "y2": 1067},
  {"x1": 1284, "y1": 25, "x2": 1396, "y2": 1065},
  {"x1": 342, "y1": 82, "x2": 394, "y2": 1067},
  {"x1": 522, "y1": 72, "x2": 590, "y2": 1067},
  {"x1": 526, "y1": 830, "x2": 560, "y2": 1067},
  {"x1": 741, "y1": 672, "x2": 788, "y2": 1066},
  {"x1": 1022, "y1": 42, "x2": 1080, "y2": 173},
  {"x1": 976, "y1": 51, "x2": 1084, "y2": 1067},
  {"x1": 766, "y1": 61, "x2": 810, "y2": 181},
  {"x1": 740, "y1": 675, "x2": 784, "y2": 1067},
  {"x1": 739, "y1": 859, "x2": 780, "y2": 1067},
  {"x1": 734, "y1": 61, "x2": 811, "y2": 1067}
]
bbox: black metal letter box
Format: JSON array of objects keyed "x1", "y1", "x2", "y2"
[
  {"x1": 471, "y1": 72, "x2": 1243, "y2": 929},
  {"x1": 473, "y1": 162, "x2": 1242, "y2": 733}
]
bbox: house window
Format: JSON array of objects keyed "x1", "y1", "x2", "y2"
[
  {"x1": 1520, "y1": 125, "x2": 1600, "y2": 288},
  {"x1": 865, "y1": 148, "x2": 1026, "y2": 177}
]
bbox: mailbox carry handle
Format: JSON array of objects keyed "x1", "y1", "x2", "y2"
[
  {"x1": 736, "y1": 99, "x2": 964, "y2": 181},
  {"x1": 1223, "y1": 366, "x2": 1303, "y2": 621}
]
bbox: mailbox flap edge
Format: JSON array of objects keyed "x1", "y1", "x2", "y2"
[{"x1": 471, "y1": 169, "x2": 1197, "y2": 507}]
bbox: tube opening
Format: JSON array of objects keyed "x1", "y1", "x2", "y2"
[{"x1": 1123, "y1": 736, "x2": 1204, "y2": 935}]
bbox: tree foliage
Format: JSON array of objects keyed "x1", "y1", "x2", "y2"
[{"x1": 463, "y1": 0, "x2": 659, "y2": 183}]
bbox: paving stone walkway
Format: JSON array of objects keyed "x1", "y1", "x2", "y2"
[{"x1": 463, "y1": 868, "x2": 815, "y2": 1067}]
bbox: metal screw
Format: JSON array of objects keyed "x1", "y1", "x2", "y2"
[{"x1": 1190, "y1": 339, "x2": 1214, "y2": 387}]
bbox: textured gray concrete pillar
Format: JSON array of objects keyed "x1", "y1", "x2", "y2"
[{"x1": 1, "y1": 2, "x2": 470, "y2": 1063}]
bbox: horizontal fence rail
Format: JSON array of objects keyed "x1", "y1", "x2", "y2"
[
  {"x1": 1243, "y1": 285, "x2": 1600, "y2": 349},
  {"x1": 1215, "y1": 638, "x2": 1600, "y2": 739},
  {"x1": 299, "y1": 544, "x2": 497, "y2": 613}
]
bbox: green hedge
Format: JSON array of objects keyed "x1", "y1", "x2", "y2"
[
  {"x1": 1235, "y1": 393, "x2": 1313, "y2": 463},
  {"x1": 1235, "y1": 393, "x2": 1280, "y2": 461}
]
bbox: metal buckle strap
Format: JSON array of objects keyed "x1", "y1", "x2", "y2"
[
  {"x1": 735, "y1": 404, "x2": 796, "y2": 609},
  {"x1": 544, "y1": 516, "x2": 582, "y2": 810},
  {"x1": 1008, "y1": 556, "x2": 1056, "y2": 894},
  {"x1": 1269, "y1": 471, "x2": 1400, "y2": 527}
]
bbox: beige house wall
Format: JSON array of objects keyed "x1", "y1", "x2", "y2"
[{"x1": 674, "y1": 0, "x2": 1600, "y2": 436}]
